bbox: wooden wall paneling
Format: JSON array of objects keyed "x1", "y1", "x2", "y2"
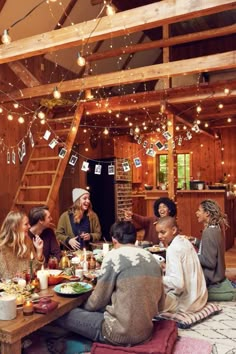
[{"x1": 176, "y1": 192, "x2": 192, "y2": 236}]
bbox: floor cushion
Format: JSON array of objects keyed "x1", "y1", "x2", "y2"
[
  {"x1": 154, "y1": 303, "x2": 222, "y2": 329},
  {"x1": 91, "y1": 320, "x2": 177, "y2": 354},
  {"x1": 207, "y1": 278, "x2": 236, "y2": 301}
]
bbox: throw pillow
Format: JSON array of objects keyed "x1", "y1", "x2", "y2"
[
  {"x1": 154, "y1": 303, "x2": 222, "y2": 329},
  {"x1": 91, "y1": 320, "x2": 177, "y2": 354}
]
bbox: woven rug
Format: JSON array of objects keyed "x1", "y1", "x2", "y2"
[
  {"x1": 178, "y1": 301, "x2": 236, "y2": 354},
  {"x1": 173, "y1": 336, "x2": 212, "y2": 354}
]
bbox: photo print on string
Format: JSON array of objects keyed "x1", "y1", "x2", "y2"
[
  {"x1": 69, "y1": 155, "x2": 78, "y2": 166},
  {"x1": 21, "y1": 140, "x2": 26, "y2": 157},
  {"x1": 49, "y1": 139, "x2": 58, "y2": 149},
  {"x1": 18, "y1": 146, "x2": 23, "y2": 163},
  {"x1": 163, "y1": 131, "x2": 172, "y2": 141},
  {"x1": 155, "y1": 141, "x2": 164, "y2": 151},
  {"x1": 59, "y1": 148, "x2": 67, "y2": 158},
  {"x1": 146, "y1": 148, "x2": 156, "y2": 157},
  {"x1": 108, "y1": 164, "x2": 115, "y2": 175},
  {"x1": 94, "y1": 164, "x2": 102, "y2": 175},
  {"x1": 43, "y1": 130, "x2": 51, "y2": 141},
  {"x1": 29, "y1": 130, "x2": 34, "y2": 148},
  {"x1": 133, "y1": 157, "x2": 142, "y2": 168},
  {"x1": 12, "y1": 150, "x2": 16, "y2": 165},
  {"x1": 122, "y1": 161, "x2": 130, "y2": 172},
  {"x1": 7, "y1": 150, "x2": 10, "y2": 164},
  {"x1": 81, "y1": 161, "x2": 89, "y2": 172}
]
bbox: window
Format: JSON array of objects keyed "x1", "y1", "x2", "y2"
[{"x1": 156, "y1": 153, "x2": 191, "y2": 189}]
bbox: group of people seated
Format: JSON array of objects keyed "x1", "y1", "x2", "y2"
[{"x1": 0, "y1": 188, "x2": 235, "y2": 349}]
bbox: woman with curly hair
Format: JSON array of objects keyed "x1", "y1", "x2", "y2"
[
  {"x1": 0, "y1": 210, "x2": 44, "y2": 279},
  {"x1": 56, "y1": 188, "x2": 101, "y2": 250},
  {"x1": 196, "y1": 199, "x2": 236, "y2": 301},
  {"x1": 125, "y1": 197, "x2": 177, "y2": 244}
]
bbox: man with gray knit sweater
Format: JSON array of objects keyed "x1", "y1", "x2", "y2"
[{"x1": 58, "y1": 221, "x2": 164, "y2": 347}]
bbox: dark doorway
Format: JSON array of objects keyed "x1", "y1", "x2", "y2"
[{"x1": 87, "y1": 159, "x2": 115, "y2": 241}]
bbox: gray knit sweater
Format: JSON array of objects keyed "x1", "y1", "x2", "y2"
[{"x1": 84, "y1": 245, "x2": 164, "y2": 346}]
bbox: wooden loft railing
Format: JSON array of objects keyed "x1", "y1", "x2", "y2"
[{"x1": 11, "y1": 105, "x2": 84, "y2": 214}]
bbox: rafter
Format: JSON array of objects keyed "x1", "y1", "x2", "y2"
[
  {"x1": 0, "y1": 51, "x2": 235, "y2": 102},
  {"x1": 7, "y1": 62, "x2": 41, "y2": 87},
  {"x1": 0, "y1": 0, "x2": 235, "y2": 64}
]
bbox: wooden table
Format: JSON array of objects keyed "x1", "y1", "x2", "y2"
[{"x1": 0, "y1": 287, "x2": 91, "y2": 354}]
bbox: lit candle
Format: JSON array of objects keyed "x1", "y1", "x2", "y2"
[
  {"x1": 30, "y1": 251, "x2": 34, "y2": 281},
  {"x1": 37, "y1": 266, "x2": 48, "y2": 290},
  {"x1": 103, "y1": 243, "x2": 109, "y2": 256},
  {"x1": 23, "y1": 300, "x2": 34, "y2": 316},
  {"x1": 83, "y1": 248, "x2": 88, "y2": 272}
]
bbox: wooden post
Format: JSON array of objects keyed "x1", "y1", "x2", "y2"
[{"x1": 167, "y1": 113, "x2": 177, "y2": 201}]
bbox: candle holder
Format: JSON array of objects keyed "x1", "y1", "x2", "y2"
[{"x1": 23, "y1": 300, "x2": 34, "y2": 316}]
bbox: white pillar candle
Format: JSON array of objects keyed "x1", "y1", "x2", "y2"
[
  {"x1": 37, "y1": 268, "x2": 48, "y2": 290},
  {"x1": 0, "y1": 295, "x2": 17, "y2": 320},
  {"x1": 103, "y1": 243, "x2": 109, "y2": 256}
]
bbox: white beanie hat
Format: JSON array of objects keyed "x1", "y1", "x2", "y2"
[{"x1": 72, "y1": 188, "x2": 89, "y2": 203}]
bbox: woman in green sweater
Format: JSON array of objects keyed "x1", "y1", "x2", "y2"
[{"x1": 56, "y1": 188, "x2": 101, "y2": 250}]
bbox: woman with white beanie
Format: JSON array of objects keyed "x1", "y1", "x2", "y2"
[{"x1": 56, "y1": 188, "x2": 101, "y2": 250}]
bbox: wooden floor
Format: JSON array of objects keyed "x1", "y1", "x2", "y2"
[{"x1": 225, "y1": 239, "x2": 236, "y2": 268}]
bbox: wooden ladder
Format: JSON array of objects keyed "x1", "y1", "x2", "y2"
[{"x1": 12, "y1": 105, "x2": 84, "y2": 214}]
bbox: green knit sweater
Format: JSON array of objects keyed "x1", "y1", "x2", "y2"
[
  {"x1": 56, "y1": 210, "x2": 101, "y2": 244},
  {"x1": 84, "y1": 245, "x2": 164, "y2": 346}
]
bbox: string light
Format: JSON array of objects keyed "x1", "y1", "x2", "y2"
[
  {"x1": 104, "y1": 1, "x2": 116, "y2": 16},
  {"x1": 204, "y1": 122, "x2": 209, "y2": 128},
  {"x1": 13, "y1": 103, "x2": 19, "y2": 109},
  {"x1": 218, "y1": 103, "x2": 223, "y2": 109},
  {"x1": 103, "y1": 127, "x2": 109, "y2": 135},
  {"x1": 18, "y1": 116, "x2": 25, "y2": 124},
  {"x1": 196, "y1": 105, "x2": 202, "y2": 113},
  {"x1": 224, "y1": 88, "x2": 230, "y2": 95},
  {"x1": 0, "y1": 107, "x2": 3, "y2": 113},
  {"x1": 7, "y1": 114, "x2": 13, "y2": 121},
  {"x1": 227, "y1": 118, "x2": 232, "y2": 123},
  {"x1": 77, "y1": 52, "x2": 86, "y2": 67},
  {"x1": 53, "y1": 87, "x2": 61, "y2": 99},
  {"x1": 38, "y1": 111, "x2": 45, "y2": 119},
  {"x1": 1, "y1": 29, "x2": 11, "y2": 44},
  {"x1": 134, "y1": 127, "x2": 140, "y2": 134}
]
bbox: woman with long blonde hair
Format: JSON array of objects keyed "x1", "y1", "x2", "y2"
[
  {"x1": 0, "y1": 211, "x2": 44, "y2": 279},
  {"x1": 56, "y1": 188, "x2": 101, "y2": 250}
]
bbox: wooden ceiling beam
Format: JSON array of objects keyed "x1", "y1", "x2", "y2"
[
  {"x1": 0, "y1": 50, "x2": 235, "y2": 102},
  {"x1": 7, "y1": 62, "x2": 41, "y2": 87},
  {"x1": 85, "y1": 24, "x2": 236, "y2": 62},
  {"x1": 0, "y1": 0, "x2": 235, "y2": 64}
]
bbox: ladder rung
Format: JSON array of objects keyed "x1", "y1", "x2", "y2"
[
  {"x1": 20, "y1": 186, "x2": 51, "y2": 190},
  {"x1": 15, "y1": 201, "x2": 47, "y2": 205},
  {"x1": 31, "y1": 157, "x2": 59, "y2": 161},
  {"x1": 25, "y1": 170, "x2": 56, "y2": 175}
]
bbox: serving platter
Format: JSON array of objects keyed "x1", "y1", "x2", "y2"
[{"x1": 53, "y1": 281, "x2": 93, "y2": 297}]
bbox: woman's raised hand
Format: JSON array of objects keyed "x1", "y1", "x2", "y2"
[{"x1": 68, "y1": 236, "x2": 81, "y2": 250}]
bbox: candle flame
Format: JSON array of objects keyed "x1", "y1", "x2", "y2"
[{"x1": 30, "y1": 251, "x2": 34, "y2": 260}]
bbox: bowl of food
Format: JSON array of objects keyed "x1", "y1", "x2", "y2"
[{"x1": 144, "y1": 184, "x2": 153, "y2": 191}]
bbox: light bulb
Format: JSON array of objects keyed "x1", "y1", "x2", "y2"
[
  {"x1": 13, "y1": 103, "x2": 19, "y2": 109},
  {"x1": 18, "y1": 116, "x2": 25, "y2": 124},
  {"x1": 134, "y1": 127, "x2": 140, "y2": 134},
  {"x1": 106, "y1": 3, "x2": 116, "y2": 16},
  {"x1": 77, "y1": 53, "x2": 86, "y2": 67},
  {"x1": 49, "y1": 0, "x2": 58, "y2": 2},
  {"x1": 7, "y1": 114, "x2": 13, "y2": 121},
  {"x1": 0, "y1": 107, "x2": 3, "y2": 113},
  {"x1": 218, "y1": 103, "x2": 223, "y2": 109},
  {"x1": 103, "y1": 127, "x2": 109, "y2": 135},
  {"x1": 85, "y1": 89, "x2": 94, "y2": 100},
  {"x1": 224, "y1": 88, "x2": 230, "y2": 95},
  {"x1": 1, "y1": 29, "x2": 11, "y2": 44},
  {"x1": 40, "y1": 119, "x2": 46, "y2": 125},
  {"x1": 196, "y1": 105, "x2": 202, "y2": 113},
  {"x1": 53, "y1": 87, "x2": 61, "y2": 99},
  {"x1": 204, "y1": 122, "x2": 209, "y2": 128},
  {"x1": 38, "y1": 111, "x2": 45, "y2": 119},
  {"x1": 227, "y1": 118, "x2": 232, "y2": 123}
]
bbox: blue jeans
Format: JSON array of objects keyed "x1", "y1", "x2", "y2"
[{"x1": 57, "y1": 307, "x2": 106, "y2": 343}]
